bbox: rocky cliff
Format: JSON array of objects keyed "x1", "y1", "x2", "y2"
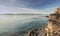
[{"x1": 45, "y1": 7, "x2": 60, "y2": 36}]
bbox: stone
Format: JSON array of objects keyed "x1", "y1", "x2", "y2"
[{"x1": 45, "y1": 7, "x2": 60, "y2": 36}]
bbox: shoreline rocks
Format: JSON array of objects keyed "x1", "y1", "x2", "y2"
[{"x1": 45, "y1": 7, "x2": 60, "y2": 36}]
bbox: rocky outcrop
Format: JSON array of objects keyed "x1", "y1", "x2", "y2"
[
  {"x1": 25, "y1": 28, "x2": 47, "y2": 36},
  {"x1": 45, "y1": 7, "x2": 60, "y2": 36}
]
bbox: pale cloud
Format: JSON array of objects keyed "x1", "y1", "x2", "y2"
[
  {"x1": 14, "y1": 7, "x2": 56, "y2": 14},
  {"x1": 0, "y1": 6, "x2": 55, "y2": 14},
  {"x1": 0, "y1": 0, "x2": 57, "y2": 14},
  {"x1": 0, "y1": 0, "x2": 16, "y2": 7}
]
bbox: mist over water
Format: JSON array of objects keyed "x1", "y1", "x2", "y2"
[{"x1": 0, "y1": 15, "x2": 48, "y2": 36}]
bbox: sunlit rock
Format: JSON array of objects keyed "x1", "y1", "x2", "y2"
[{"x1": 45, "y1": 7, "x2": 60, "y2": 36}]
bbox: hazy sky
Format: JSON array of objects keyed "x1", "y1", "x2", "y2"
[{"x1": 0, "y1": 0, "x2": 60, "y2": 14}]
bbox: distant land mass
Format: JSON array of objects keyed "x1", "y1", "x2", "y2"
[{"x1": 0, "y1": 13, "x2": 42, "y2": 15}]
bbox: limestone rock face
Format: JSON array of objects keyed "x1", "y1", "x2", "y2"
[
  {"x1": 55, "y1": 7, "x2": 60, "y2": 14},
  {"x1": 45, "y1": 7, "x2": 60, "y2": 36}
]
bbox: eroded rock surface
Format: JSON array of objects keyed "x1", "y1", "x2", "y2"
[{"x1": 45, "y1": 7, "x2": 60, "y2": 36}]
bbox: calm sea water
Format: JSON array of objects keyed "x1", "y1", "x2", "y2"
[{"x1": 0, "y1": 15, "x2": 48, "y2": 36}]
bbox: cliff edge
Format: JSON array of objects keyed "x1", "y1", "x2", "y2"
[{"x1": 45, "y1": 7, "x2": 60, "y2": 36}]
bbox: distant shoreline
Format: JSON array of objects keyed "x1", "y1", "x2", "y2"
[{"x1": 0, "y1": 14, "x2": 42, "y2": 15}]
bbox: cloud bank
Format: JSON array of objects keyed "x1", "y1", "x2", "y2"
[{"x1": 0, "y1": 0, "x2": 60, "y2": 14}]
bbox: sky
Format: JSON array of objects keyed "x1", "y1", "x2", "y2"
[{"x1": 0, "y1": 0, "x2": 60, "y2": 14}]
